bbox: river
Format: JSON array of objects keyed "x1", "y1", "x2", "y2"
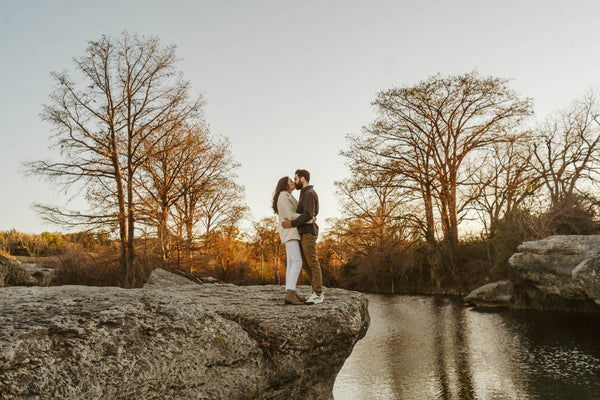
[{"x1": 333, "y1": 294, "x2": 600, "y2": 400}]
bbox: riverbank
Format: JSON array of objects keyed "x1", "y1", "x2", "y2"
[{"x1": 464, "y1": 236, "x2": 600, "y2": 313}]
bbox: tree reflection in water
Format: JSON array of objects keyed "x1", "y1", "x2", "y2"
[
  {"x1": 334, "y1": 294, "x2": 600, "y2": 400},
  {"x1": 432, "y1": 296, "x2": 475, "y2": 400}
]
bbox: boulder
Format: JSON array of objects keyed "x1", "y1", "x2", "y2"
[
  {"x1": 0, "y1": 255, "x2": 55, "y2": 287},
  {"x1": 572, "y1": 256, "x2": 600, "y2": 305},
  {"x1": 509, "y1": 235, "x2": 600, "y2": 306},
  {"x1": 464, "y1": 280, "x2": 514, "y2": 308},
  {"x1": 0, "y1": 268, "x2": 369, "y2": 399},
  {"x1": 466, "y1": 235, "x2": 600, "y2": 311}
]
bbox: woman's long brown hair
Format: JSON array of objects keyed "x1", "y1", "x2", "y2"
[{"x1": 272, "y1": 176, "x2": 289, "y2": 214}]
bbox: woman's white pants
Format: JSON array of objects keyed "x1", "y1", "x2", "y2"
[{"x1": 285, "y1": 240, "x2": 302, "y2": 291}]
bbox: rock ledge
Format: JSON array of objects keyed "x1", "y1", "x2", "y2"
[{"x1": 0, "y1": 268, "x2": 369, "y2": 399}]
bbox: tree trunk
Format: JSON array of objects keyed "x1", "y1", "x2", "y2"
[
  {"x1": 119, "y1": 218, "x2": 128, "y2": 286},
  {"x1": 125, "y1": 143, "x2": 137, "y2": 288},
  {"x1": 422, "y1": 182, "x2": 436, "y2": 245},
  {"x1": 185, "y1": 220, "x2": 194, "y2": 259},
  {"x1": 112, "y1": 146, "x2": 129, "y2": 287},
  {"x1": 185, "y1": 199, "x2": 195, "y2": 260},
  {"x1": 447, "y1": 177, "x2": 459, "y2": 252},
  {"x1": 158, "y1": 203, "x2": 170, "y2": 261}
]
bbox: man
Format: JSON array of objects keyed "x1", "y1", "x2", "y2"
[{"x1": 282, "y1": 169, "x2": 324, "y2": 304}]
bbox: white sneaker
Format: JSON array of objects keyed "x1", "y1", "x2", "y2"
[{"x1": 305, "y1": 292, "x2": 324, "y2": 305}]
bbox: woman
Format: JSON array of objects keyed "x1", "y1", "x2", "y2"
[{"x1": 273, "y1": 176, "x2": 306, "y2": 305}]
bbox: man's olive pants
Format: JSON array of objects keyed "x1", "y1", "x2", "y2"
[{"x1": 300, "y1": 233, "x2": 323, "y2": 296}]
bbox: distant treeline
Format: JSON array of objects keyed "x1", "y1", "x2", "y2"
[
  {"x1": 0, "y1": 224, "x2": 342, "y2": 289},
  {"x1": 4, "y1": 192, "x2": 599, "y2": 292},
  {"x1": 0, "y1": 230, "x2": 111, "y2": 257},
  {"x1": 328, "y1": 197, "x2": 600, "y2": 295}
]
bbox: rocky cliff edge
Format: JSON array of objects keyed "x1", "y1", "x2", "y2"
[{"x1": 0, "y1": 268, "x2": 370, "y2": 399}]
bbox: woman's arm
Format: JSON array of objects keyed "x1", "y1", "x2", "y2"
[
  {"x1": 279, "y1": 193, "x2": 313, "y2": 224},
  {"x1": 277, "y1": 194, "x2": 298, "y2": 220}
]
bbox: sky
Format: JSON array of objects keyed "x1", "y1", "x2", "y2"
[{"x1": 1, "y1": 0, "x2": 600, "y2": 234}]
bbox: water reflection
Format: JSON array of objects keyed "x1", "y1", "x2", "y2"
[
  {"x1": 432, "y1": 298, "x2": 451, "y2": 400},
  {"x1": 431, "y1": 296, "x2": 476, "y2": 400},
  {"x1": 333, "y1": 295, "x2": 600, "y2": 400}
]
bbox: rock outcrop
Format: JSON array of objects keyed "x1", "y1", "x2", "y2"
[
  {"x1": 0, "y1": 255, "x2": 55, "y2": 287},
  {"x1": 464, "y1": 280, "x2": 515, "y2": 308},
  {"x1": 465, "y1": 235, "x2": 600, "y2": 311},
  {"x1": 0, "y1": 268, "x2": 369, "y2": 399}
]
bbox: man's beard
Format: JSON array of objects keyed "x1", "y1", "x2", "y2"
[{"x1": 295, "y1": 181, "x2": 303, "y2": 190}]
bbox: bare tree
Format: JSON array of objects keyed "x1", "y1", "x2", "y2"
[
  {"x1": 341, "y1": 72, "x2": 533, "y2": 282},
  {"x1": 136, "y1": 124, "x2": 199, "y2": 261},
  {"x1": 252, "y1": 217, "x2": 282, "y2": 283},
  {"x1": 468, "y1": 138, "x2": 541, "y2": 231},
  {"x1": 197, "y1": 179, "x2": 248, "y2": 251},
  {"x1": 172, "y1": 135, "x2": 245, "y2": 258},
  {"x1": 26, "y1": 32, "x2": 202, "y2": 287},
  {"x1": 343, "y1": 123, "x2": 438, "y2": 245},
  {"x1": 530, "y1": 89, "x2": 600, "y2": 208},
  {"x1": 336, "y1": 167, "x2": 414, "y2": 250},
  {"x1": 334, "y1": 165, "x2": 420, "y2": 293}
]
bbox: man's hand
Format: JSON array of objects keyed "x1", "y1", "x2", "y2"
[{"x1": 282, "y1": 218, "x2": 292, "y2": 228}]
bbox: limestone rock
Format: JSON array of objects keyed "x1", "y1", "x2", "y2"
[
  {"x1": 509, "y1": 235, "x2": 600, "y2": 304},
  {"x1": 466, "y1": 236, "x2": 600, "y2": 311},
  {"x1": 572, "y1": 256, "x2": 600, "y2": 306},
  {"x1": 0, "y1": 255, "x2": 10, "y2": 285},
  {"x1": 0, "y1": 255, "x2": 55, "y2": 287},
  {"x1": 144, "y1": 267, "x2": 201, "y2": 287},
  {"x1": 515, "y1": 235, "x2": 600, "y2": 256},
  {"x1": 464, "y1": 280, "x2": 514, "y2": 308},
  {"x1": 199, "y1": 276, "x2": 220, "y2": 284},
  {"x1": 471, "y1": 235, "x2": 600, "y2": 311},
  {"x1": 145, "y1": 268, "x2": 221, "y2": 286},
  {"x1": 0, "y1": 268, "x2": 369, "y2": 399}
]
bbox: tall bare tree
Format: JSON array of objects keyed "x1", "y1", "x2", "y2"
[
  {"x1": 342, "y1": 72, "x2": 533, "y2": 282},
  {"x1": 335, "y1": 163, "x2": 421, "y2": 293},
  {"x1": 26, "y1": 32, "x2": 202, "y2": 287},
  {"x1": 336, "y1": 167, "x2": 414, "y2": 249}
]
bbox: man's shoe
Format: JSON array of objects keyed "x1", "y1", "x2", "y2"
[
  {"x1": 285, "y1": 290, "x2": 303, "y2": 305},
  {"x1": 305, "y1": 292, "x2": 324, "y2": 305}
]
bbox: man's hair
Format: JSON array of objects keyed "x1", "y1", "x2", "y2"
[{"x1": 295, "y1": 169, "x2": 310, "y2": 183}]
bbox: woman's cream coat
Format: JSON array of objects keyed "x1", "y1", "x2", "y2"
[{"x1": 277, "y1": 191, "x2": 302, "y2": 243}]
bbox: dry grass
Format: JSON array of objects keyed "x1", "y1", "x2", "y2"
[{"x1": 43, "y1": 244, "x2": 156, "y2": 287}]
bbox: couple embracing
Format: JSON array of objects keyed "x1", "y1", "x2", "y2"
[{"x1": 272, "y1": 169, "x2": 324, "y2": 305}]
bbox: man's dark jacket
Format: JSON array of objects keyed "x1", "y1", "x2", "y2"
[{"x1": 291, "y1": 185, "x2": 319, "y2": 236}]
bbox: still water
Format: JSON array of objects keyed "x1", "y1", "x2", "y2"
[{"x1": 333, "y1": 294, "x2": 600, "y2": 400}]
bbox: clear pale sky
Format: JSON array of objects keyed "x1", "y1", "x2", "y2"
[{"x1": 1, "y1": 0, "x2": 600, "y2": 234}]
